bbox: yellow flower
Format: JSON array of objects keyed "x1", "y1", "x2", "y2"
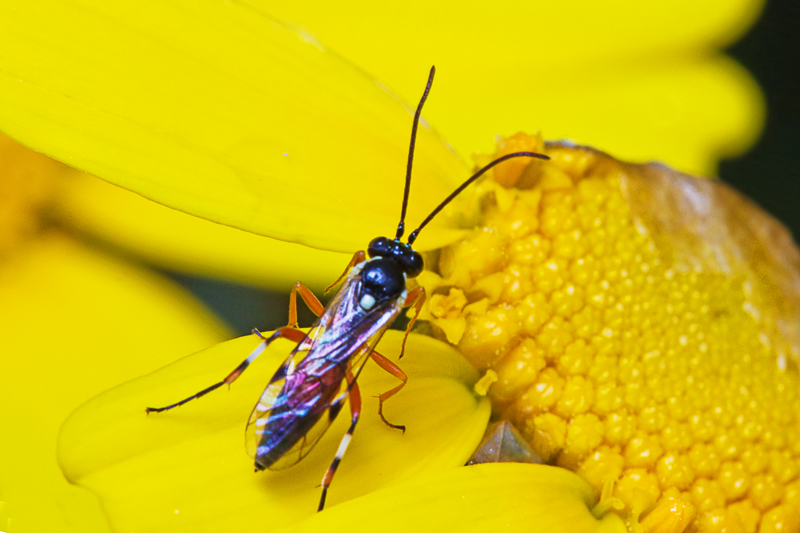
[{"x1": 0, "y1": 1, "x2": 777, "y2": 533}]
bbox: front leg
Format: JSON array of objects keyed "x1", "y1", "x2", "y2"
[
  {"x1": 288, "y1": 282, "x2": 325, "y2": 328},
  {"x1": 399, "y1": 286, "x2": 426, "y2": 359},
  {"x1": 369, "y1": 350, "x2": 408, "y2": 433},
  {"x1": 324, "y1": 250, "x2": 366, "y2": 293}
]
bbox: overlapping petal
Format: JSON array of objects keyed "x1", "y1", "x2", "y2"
[
  {"x1": 56, "y1": 171, "x2": 350, "y2": 289},
  {"x1": 0, "y1": 0, "x2": 469, "y2": 254},
  {"x1": 265, "y1": 0, "x2": 761, "y2": 73},
  {"x1": 58, "y1": 331, "x2": 490, "y2": 532},
  {"x1": 266, "y1": 0, "x2": 764, "y2": 175},
  {"x1": 0, "y1": 0, "x2": 764, "y2": 268}
]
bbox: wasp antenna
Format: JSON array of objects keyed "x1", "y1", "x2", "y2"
[
  {"x1": 395, "y1": 65, "x2": 436, "y2": 241},
  {"x1": 406, "y1": 151, "x2": 550, "y2": 246}
]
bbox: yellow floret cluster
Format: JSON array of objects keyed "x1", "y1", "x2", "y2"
[{"x1": 417, "y1": 134, "x2": 800, "y2": 533}]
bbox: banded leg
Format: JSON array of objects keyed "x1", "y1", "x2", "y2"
[
  {"x1": 399, "y1": 286, "x2": 426, "y2": 359},
  {"x1": 370, "y1": 350, "x2": 408, "y2": 433},
  {"x1": 288, "y1": 282, "x2": 325, "y2": 328},
  {"x1": 146, "y1": 327, "x2": 307, "y2": 413},
  {"x1": 324, "y1": 250, "x2": 366, "y2": 293},
  {"x1": 318, "y1": 377, "x2": 362, "y2": 512}
]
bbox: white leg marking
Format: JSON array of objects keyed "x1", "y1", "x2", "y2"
[
  {"x1": 334, "y1": 433, "x2": 352, "y2": 459},
  {"x1": 245, "y1": 342, "x2": 267, "y2": 364}
]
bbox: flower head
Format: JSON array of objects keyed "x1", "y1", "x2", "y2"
[{"x1": 419, "y1": 135, "x2": 800, "y2": 531}]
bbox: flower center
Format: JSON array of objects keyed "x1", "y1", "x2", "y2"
[{"x1": 418, "y1": 133, "x2": 800, "y2": 533}]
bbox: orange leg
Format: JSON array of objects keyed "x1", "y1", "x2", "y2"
[
  {"x1": 288, "y1": 282, "x2": 325, "y2": 328},
  {"x1": 324, "y1": 250, "x2": 366, "y2": 294},
  {"x1": 370, "y1": 350, "x2": 408, "y2": 433},
  {"x1": 360, "y1": 287, "x2": 426, "y2": 431},
  {"x1": 288, "y1": 249, "x2": 367, "y2": 326},
  {"x1": 399, "y1": 286, "x2": 426, "y2": 359},
  {"x1": 145, "y1": 327, "x2": 306, "y2": 413},
  {"x1": 318, "y1": 373, "x2": 362, "y2": 512}
]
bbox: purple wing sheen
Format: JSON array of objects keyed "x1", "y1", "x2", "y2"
[{"x1": 246, "y1": 269, "x2": 405, "y2": 470}]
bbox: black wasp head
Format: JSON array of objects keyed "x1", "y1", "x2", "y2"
[{"x1": 367, "y1": 237, "x2": 423, "y2": 278}]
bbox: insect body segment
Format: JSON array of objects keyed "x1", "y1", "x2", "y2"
[
  {"x1": 145, "y1": 65, "x2": 549, "y2": 512},
  {"x1": 247, "y1": 256, "x2": 411, "y2": 472}
]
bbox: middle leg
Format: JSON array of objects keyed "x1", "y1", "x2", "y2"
[
  {"x1": 369, "y1": 350, "x2": 408, "y2": 433},
  {"x1": 288, "y1": 282, "x2": 325, "y2": 328}
]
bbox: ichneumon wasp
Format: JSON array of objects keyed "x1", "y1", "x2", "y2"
[{"x1": 146, "y1": 66, "x2": 549, "y2": 511}]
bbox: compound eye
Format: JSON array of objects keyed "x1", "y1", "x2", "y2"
[
  {"x1": 400, "y1": 250, "x2": 424, "y2": 278},
  {"x1": 367, "y1": 237, "x2": 393, "y2": 258}
]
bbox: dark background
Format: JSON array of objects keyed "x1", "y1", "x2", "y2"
[
  {"x1": 720, "y1": 0, "x2": 800, "y2": 233},
  {"x1": 176, "y1": 0, "x2": 800, "y2": 335}
]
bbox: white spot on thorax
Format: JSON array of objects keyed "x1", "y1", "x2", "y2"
[{"x1": 360, "y1": 294, "x2": 376, "y2": 310}]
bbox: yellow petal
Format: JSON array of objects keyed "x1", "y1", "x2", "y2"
[
  {"x1": 0, "y1": 232, "x2": 230, "y2": 533},
  {"x1": 280, "y1": 463, "x2": 626, "y2": 533},
  {"x1": 388, "y1": 57, "x2": 761, "y2": 178},
  {"x1": 58, "y1": 330, "x2": 489, "y2": 532},
  {"x1": 463, "y1": 56, "x2": 763, "y2": 176},
  {"x1": 56, "y1": 171, "x2": 350, "y2": 289},
  {"x1": 0, "y1": 0, "x2": 468, "y2": 253},
  {"x1": 266, "y1": 0, "x2": 762, "y2": 85},
  {"x1": 265, "y1": 1, "x2": 764, "y2": 176}
]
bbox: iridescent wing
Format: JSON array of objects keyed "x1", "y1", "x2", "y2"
[
  {"x1": 245, "y1": 272, "x2": 404, "y2": 470},
  {"x1": 244, "y1": 359, "x2": 347, "y2": 470}
]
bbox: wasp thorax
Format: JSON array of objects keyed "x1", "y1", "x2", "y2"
[
  {"x1": 367, "y1": 236, "x2": 424, "y2": 278},
  {"x1": 360, "y1": 259, "x2": 405, "y2": 307}
]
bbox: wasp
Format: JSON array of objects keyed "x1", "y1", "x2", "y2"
[{"x1": 146, "y1": 66, "x2": 548, "y2": 511}]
